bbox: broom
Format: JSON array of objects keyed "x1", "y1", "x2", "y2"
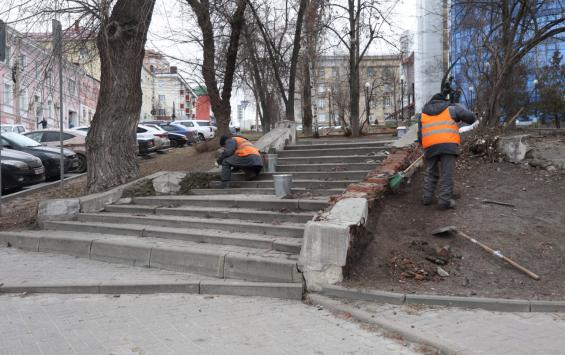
[{"x1": 388, "y1": 155, "x2": 424, "y2": 191}]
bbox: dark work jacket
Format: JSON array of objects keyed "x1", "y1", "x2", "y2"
[{"x1": 418, "y1": 100, "x2": 476, "y2": 159}]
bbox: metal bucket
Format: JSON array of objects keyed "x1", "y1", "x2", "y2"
[
  {"x1": 273, "y1": 174, "x2": 292, "y2": 197},
  {"x1": 265, "y1": 154, "x2": 277, "y2": 173}
]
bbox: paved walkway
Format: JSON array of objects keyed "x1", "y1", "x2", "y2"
[
  {"x1": 348, "y1": 300, "x2": 565, "y2": 355},
  {"x1": 0, "y1": 294, "x2": 419, "y2": 355},
  {"x1": 0, "y1": 247, "x2": 213, "y2": 286}
]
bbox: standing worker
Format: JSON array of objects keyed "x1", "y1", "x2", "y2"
[
  {"x1": 418, "y1": 93, "x2": 476, "y2": 209},
  {"x1": 217, "y1": 135, "x2": 263, "y2": 188}
]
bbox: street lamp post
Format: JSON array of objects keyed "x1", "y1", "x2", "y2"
[
  {"x1": 400, "y1": 75, "x2": 405, "y2": 121},
  {"x1": 327, "y1": 88, "x2": 332, "y2": 129},
  {"x1": 468, "y1": 86, "x2": 474, "y2": 111},
  {"x1": 533, "y1": 79, "x2": 539, "y2": 120},
  {"x1": 365, "y1": 82, "x2": 371, "y2": 125}
]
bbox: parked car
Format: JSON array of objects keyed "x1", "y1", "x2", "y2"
[
  {"x1": 23, "y1": 129, "x2": 88, "y2": 173},
  {"x1": 137, "y1": 124, "x2": 171, "y2": 152},
  {"x1": 143, "y1": 121, "x2": 198, "y2": 145},
  {"x1": 0, "y1": 148, "x2": 46, "y2": 191},
  {"x1": 1, "y1": 124, "x2": 27, "y2": 134},
  {"x1": 137, "y1": 132, "x2": 158, "y2": 155},
  {"x1": 174, "y1": 120, "x2": 216, "y2": 140},
  {"x1": 143, "y1": 123, "x2": 189, "y2": 148},
  {"x1": 0, "y1": 132, "x2": 79, "y2": 179}
]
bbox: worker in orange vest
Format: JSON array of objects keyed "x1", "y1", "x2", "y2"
[
  {"x1": 418, "y1": 93, "x2": 476, "y2": 209},
  {"x1": 217, "y1": 135, "x2": 263, "y2": 187}
]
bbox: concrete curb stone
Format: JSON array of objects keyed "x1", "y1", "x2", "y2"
[
  {"x1": 0, "y1": 281, "x2": 302, "y2": 300},
  {"x1": 307, "y1": 294, "x2": 472, "y2": 355},
  {"x1": 320, "y1": 285, "x2": 565, "y2": 313}
]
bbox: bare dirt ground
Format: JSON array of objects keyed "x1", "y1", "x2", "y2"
[
  {"x1": 0, "y1": 147, "x2": 215, "y2": 231},
  {"x1": 345, "y1": 157, "x2": 565, "y2": 300}
]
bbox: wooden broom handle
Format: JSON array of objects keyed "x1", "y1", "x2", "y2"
[{"x1": 456, "y1": 231, "x2": 540, "y2": 280}]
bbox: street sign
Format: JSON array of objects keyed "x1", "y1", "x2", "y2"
[{"x1": 0, "y1": 20, "x2": 6, "y2": 62}]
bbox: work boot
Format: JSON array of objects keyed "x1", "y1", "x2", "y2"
[
  {"x1": 422, "y1": 195, "x2": 434, "y2": 206},
  {"x1": 438, "y1": 199, "x2": 456, "y2": 210}
]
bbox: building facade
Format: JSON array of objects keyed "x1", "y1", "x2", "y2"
[
  {"x1": 295, "y1": 54, "x2": 402, "y2": 127},
  {"x1": 1, "y1": 26, "x2": 99, "y2": 130}
]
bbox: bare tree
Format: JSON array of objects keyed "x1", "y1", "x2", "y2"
[
  {"x1": 325, "y1": 0, "x2": 397, "y2": 137},
  {"x1": 186, "y1": 0, "x2": 247, "y2": 137},
  {"x1": 86, "y1": 0, "x2": 156, "y2": 192},
  {"x1": 453, "y1": 0, "x2": 565, "y2": 126}
]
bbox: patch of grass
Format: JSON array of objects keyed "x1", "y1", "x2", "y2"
[
  {"x1": 178, "y1": 172, "x2": 220, "y2": 194},
  {"x1": 122, "y1": 179, "x2": 156, "y2": 198}
]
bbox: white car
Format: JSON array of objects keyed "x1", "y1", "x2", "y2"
[
  {"x1": 137, "y1": 124, "x2": 171, "y2": 151},
  {"x1": 1, "y1": 124, "x2": 27, "y2": 134},
  {"x1": 174, "y1": 120, "x2": 216, "y2": 140}
]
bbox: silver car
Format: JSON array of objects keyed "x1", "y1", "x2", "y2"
[{"x1": 137, "y1": 124, "x2": 171, "y2": 152}]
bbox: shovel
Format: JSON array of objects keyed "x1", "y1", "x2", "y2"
[{"x1": 432, "y1": 226, "x2": 540, "y2": 281}]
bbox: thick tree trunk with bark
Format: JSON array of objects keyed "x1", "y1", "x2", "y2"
[
  {"x1": 86, "y1": 0, "x2": 156, "y2": 193},
  {"x1": 302, "y1": 58, "x2": 313, "y2": 136}
]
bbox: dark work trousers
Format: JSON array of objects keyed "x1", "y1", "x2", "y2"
[
  {"x1": 221, "y1": 155, "x2": 263, "y2": 182},
  {"x1": 423, "y1": 154, "x2": 456, "y2": 205}
]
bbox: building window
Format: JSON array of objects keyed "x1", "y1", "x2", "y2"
[
  {"x1": 318, "y1": 84, "x2": 325, "y2": 94},
  {"x1": 3, "y1": 46, "x2": 10, "y2": 65},
  {"x1": 47, "y1": 100, "x2": 53, "y2": 119},
  {"x1": 367, "y1": 67, "x2": 376, "y2": 76},
  {"x1": 180, "y1": 103, "x2": 184, "y2": 109},
  {"x1": 383, "y1": 96, "x2": 391, "y2": 107},
  {"x1": 18, "y1": 55, "x2": 26, "y2": 71},
  {"x1": 4, "y1": 81, "x2": 13, "y2": 107},
  {"x1": 318, "y1": 113, "x2": 327, "y2": 122},
  {"x1": 19, "y1": 91, "x2": 28, "y2": 114},
  {"x1": 318, "y1": 68, "x2": 325, "y2": 77},
  {"x1": 317, "y1": 98, "x2": 325, "y2": 109},
  {"x1": 180, "y1": 90, "x2": 184, "y2": 95},
  {"x1": 68, "y1": 80, "x2": 76, "y2": 96},
  {"x1": 159, "y1": 95, "x2": 166, "y2": 103},
  {"x1": 332, "y1": 68, "x2": 338, "y2": 77}
]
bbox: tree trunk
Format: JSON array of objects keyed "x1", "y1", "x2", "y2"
[
  {"x1": 286, "y1": 0, "x2": 308, "y2": 122},
  {"x1": 348, "y1": 0, "x2": 360, "y2": 137},
  {"x1": 188, "y1": 0, "x2": 247, "y2": 138},
  {"x1": 86, "y1": 0, "x2": 156, "y2": 193},
  {"x1": 302, "y1": 58, "x2": 313, "y2": 136}
]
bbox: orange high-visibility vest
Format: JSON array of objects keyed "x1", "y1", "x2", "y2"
[
  {"x1": 233, "y1": 137, "x2": 261, "y2": 157},
  {"x1": 421, "y1": 108, "x2": 460, "y2": 149}
]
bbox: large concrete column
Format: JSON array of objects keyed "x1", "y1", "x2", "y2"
[{"x1": 414, "y1": 0, "x2": 449, "y2": 112}]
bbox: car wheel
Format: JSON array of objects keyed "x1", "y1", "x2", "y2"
[
  {"x1": 76, "y1": 154, "x2": 87, "y2": 173},
  {"x1": 170, "y1": 140, "x2": 178, "y2": 148},
  {"x1": 198, "y1": 133, "x2": 205, "y2": 141}
]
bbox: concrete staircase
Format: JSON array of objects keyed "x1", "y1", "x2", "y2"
[{"x1": 0, "y1": 137, "x2": 391, "y2": 298}]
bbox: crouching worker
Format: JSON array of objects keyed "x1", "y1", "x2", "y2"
[
  {"x1": 217, "y1": 136, "x2": 263, "y2": 187},
  {"x1": 418, "y1": 93, "x2": 475, "y2": 209}
]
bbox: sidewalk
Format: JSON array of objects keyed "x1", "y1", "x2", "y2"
[
  {"x1": 311, "y1": 295, "x2": 565, "y2": 355},
  {"x1": 0, "y1": 293, "x2": 420, "y2": 354}
]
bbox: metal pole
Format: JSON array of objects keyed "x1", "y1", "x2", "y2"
[
  {"x1": 0, "y1": 19, "x2": 6, "y2": 216},
  {"x1": 401, "y1": 79, "x2": 404, "y2": 121},
  {"x1": 53, "y1": 20, "x2": 64, "y2": 193}
]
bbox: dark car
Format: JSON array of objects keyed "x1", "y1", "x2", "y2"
[
  {"x1": 1, "y1": 132, "x2": 79, "y2": 180},
  {"x1": 167, "y1": 132, "x2": 189, "y2": 148},
  {"x1": 137, "y1": 133, "x2": 158, "y2": 156},
  {"x1": 1, "y1": 148, "x2": 46, "y2": 192},
  {"x1": 144, "y1": 121, "x2": 198, "y2": 145}
]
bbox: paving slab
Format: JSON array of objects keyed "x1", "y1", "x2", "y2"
[{"x1": 0, "y1": 293, "x2": 419, "y2": 354}]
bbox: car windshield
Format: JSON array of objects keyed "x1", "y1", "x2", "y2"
[
  {"x1": 1, "y1": 126, "x2": 14, "y2": 133},
  {"x1": 2, "y1": 132, "x2": 41, "y2": 147},
  {"x1": 196, "y1": 121, "x2": 211, "y2": 127}
]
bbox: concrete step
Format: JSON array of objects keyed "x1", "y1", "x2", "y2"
[
  {"x1": 286, "y1": 140, "x2": 393, "y2": 150},
  {"x1": 231, "y1": 180, "x2": 353, "y2": 189},
  {"x1": 0, "y1": 230, "x2": 302, "y2": 283},
  {"x1": 188, "y1": 188, "x2": 344, "y2": 197},
  {"x1": 43, "y1": 221, "x2": 302, "y2": 254},
  {"x1": 132, "y1": 195, "x2": 328, "y2": 212},
  {"x1": 297, "y1": 136, "x2": 393, "y2": 144},
  {"x1": 276, "y1": 163, "x2": 378, "y2": 172},
  {"x1": 277, "y1": 154, "x2": 384, "y2": 165},
  {"x1": 278, "y1": 147, "x2": 386, "y2": 158},
  {"x1": 105, "y1": 205, "x2": 315, "y2": 224},
  {"x1": 231, "y1": 171, "x2": 370, "y2": 181},
  {"x1": 77, "y1": 213, "x2": 305, "y2": 238}
]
